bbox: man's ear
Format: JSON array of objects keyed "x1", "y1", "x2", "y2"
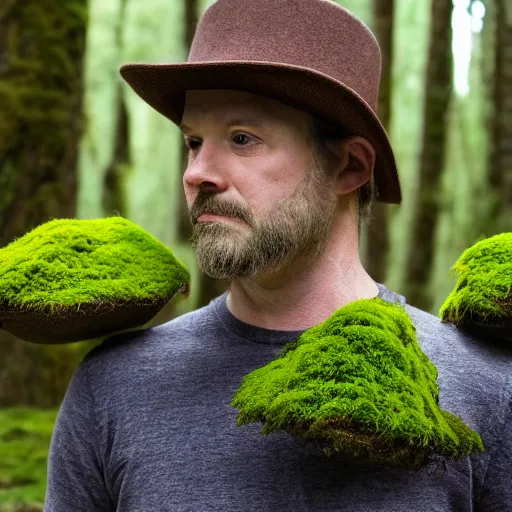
[{"x1": 334, "y1": 137, "x2": 375, "y2": 197}]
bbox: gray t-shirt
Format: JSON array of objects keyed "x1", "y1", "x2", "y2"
[{"x1": 44, "y1": 284, "x2": 512, "y2": 511}]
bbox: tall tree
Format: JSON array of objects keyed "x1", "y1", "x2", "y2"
[
  {"x1": 179, "y1": 0, "x2": 227, "y2": 308},
  {"x1": 0, "y1": 0, "x2": 89, "y2": 406},
  {"x1": 364, "y1": 0, "x2": 395, "y2": 284},
  {"x1": 103, "y1": 0, "x2": 130, "y2": 217},
  {"x1": 403, "y1": 0, "x2": 454, "y2": 311},
  {"x1": 487, "y1": 0, "x2": 512, "y2": 233}
]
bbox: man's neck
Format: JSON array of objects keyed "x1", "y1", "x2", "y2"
[{"x1": 225, "y1": 242, "x2": 379, "y2": 331}]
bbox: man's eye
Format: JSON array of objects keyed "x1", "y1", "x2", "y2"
[
  {"x1": 185, "y1": 139, "x2": 201, "y2": 150},
  {"x1": 184, "y1": 133, "x2": 256, "y2": 151},
  {"x1": 233, "y1": 133, "x2": 253, "y2": 145}
]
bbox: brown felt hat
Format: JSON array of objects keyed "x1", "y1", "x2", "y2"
[{"x1": 120, "y1": 0, "x2": 402, "y2": 204}]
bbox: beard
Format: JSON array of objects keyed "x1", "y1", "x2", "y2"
[{"x1": 188, "y1": 162, "x2": 338, "y2": 280}]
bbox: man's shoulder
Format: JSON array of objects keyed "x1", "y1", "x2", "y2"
[
  {"x1": 379, "y1": 282, "x2": 512, "y2": 391},
  {"x1": 81, "y1": 299, "x2": 219, "y2": 370},
  {"x1": 403, "y1": 302, "x2": 512, "y2": 391},
  {"x1": 404, "y1": 302, "x2": 460, "y2": 346},
  {"x1": 401, "y1": 301, "x2": 512, "y2": 461},
  {"x1": 405, "y1": 301, "x2": 510, "y2": 354},
  {"x1": 378, "y1": 284, "x2": 477, "y2": 357}
]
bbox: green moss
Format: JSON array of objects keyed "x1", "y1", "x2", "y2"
[
  {"x1": 232, "y1": 298, "x2": 484, "y2": 469},
  {"x1": 0, "y1": 216, "x2": 189, "y2": 314},
  {"x1": 0, "y1": 216, "x2": 189, "y2": 310},
  {"x1": 0, "y1": 0, "x2": 88, "y2": 244},
  {"x1": 0, "y1": 216, "x2": 190, "y2": 343},
  {"x1": 439, "y1": 233, "x2": 512, "y2": 325},
  {"x1": 0, "y1": 0, "x2": 87, "y2": 157},
  {"x1": 0, "y1": 407, "x2": 57, "y2": 509}
]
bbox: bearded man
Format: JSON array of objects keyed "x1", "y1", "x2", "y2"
[{"x1": 44, "y1": 1, "x2": 512, "y2": 511}]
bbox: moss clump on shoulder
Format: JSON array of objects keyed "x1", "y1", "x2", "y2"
[
  {"x1": 0, "y1": 216, "x2": 190, "y2": 344},
  {"x1": 232, "y1": 298, "x2": 484, "y2": 470},
  {"x1": 439, "y1": 233, "x2": 512, "y2": 341}
]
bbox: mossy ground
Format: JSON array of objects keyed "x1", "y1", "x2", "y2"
[
  {"x1": 0, "y1": 216, "x2": 190, "y2": 316},
  {"x1": 232, "y1": 298, "x2": 484, "y2": 469},
  {"x1": 440, "y1": 233, "x2": 512, "y2": 325},
  {"x1": 0, "y1": 408, "x2": 57, "y2": 511}
]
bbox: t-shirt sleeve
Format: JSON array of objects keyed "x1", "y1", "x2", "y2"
[
  {"x1": 43, "y1": 360, "x2": 114, "y2": 512},
  {"x1": 474, "y1": 375, "x2": 512, "y2": 511}
]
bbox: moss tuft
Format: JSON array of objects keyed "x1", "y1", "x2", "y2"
[
  {"x1": 232, "y1": 298, "x2": 484, "y2": 469},
  {"x1": 0, "y1": 217, "x2": 190, "y2": 343},
  {"x1": 439, "y1": 233, "x2": 512, "y2": 326},
  {"x1": 0, "y1": 216, "x2": 189, "y2": 309}
]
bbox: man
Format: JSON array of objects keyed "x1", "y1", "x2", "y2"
[{"x1": 44, "y1": 1, "x2": 512, "y2": 510}]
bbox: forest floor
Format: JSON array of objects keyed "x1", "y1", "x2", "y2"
[{"x1": 0, "y1": 408, "x2": 58, "y2": 511}]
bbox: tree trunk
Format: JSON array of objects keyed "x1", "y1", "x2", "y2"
[
  {"x1": 103, "y1": 88, "x2": 130, "y2": 216},
  {"x1": 0, "y1": 0, "x2": 89, "y2": 406},
  {"x1": 487, "y1": 0, "x2": 512, "y2": 232},
  {"x1": 364, "y1": 0, "x2": 395, "y2": 284},
  {"x1": 0, "y1": 1, "x2": 86, "y2": 242},
  {"x1": 179, "y1": 0, "x2": 227, "y2": 308},
  {"x1": 403, "y1": 0, "x2": 453, "y2": 311},
  {"x1": 103, "y1": 0, "x2": 130, "y2": 217}
]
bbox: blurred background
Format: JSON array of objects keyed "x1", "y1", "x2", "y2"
[{"x1": 0, "y1": 0, "x2": 510, "y2": 509}]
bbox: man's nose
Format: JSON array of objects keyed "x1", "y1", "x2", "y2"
[{"x1": 183, "y1": 140, "x2": 229, "y2": 191}]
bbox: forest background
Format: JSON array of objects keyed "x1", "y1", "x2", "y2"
[{"x1": 0, "y1": 0, "x2": 510, "y2": 509}]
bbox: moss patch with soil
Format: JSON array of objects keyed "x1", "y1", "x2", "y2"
[
  {"x1": 439, "y1": 233, "x2": 512, "y2": 340},
  {"x1": 232, "y1": 298, "x2": 484, "y2": 470},
  {"x1": 0, "y1": 216, "x2": 190, "y2": 343}
]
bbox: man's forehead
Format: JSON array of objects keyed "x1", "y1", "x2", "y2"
[
  {"x1": 181, "y1": 89, "x2": 313, "y2": 135},
  {"x1": 183, "y1": 90, "x2": 274, "y2": 119}
]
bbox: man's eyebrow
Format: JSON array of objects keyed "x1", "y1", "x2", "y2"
[{"x1": 180, "y1": 118, "x2": 267, "y2": 133}]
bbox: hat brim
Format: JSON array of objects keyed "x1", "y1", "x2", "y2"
[{"x1": 120, "y1": 61, "x2": 401, "y2": 204}]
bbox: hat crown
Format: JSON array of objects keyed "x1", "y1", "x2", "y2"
[{"x1": 189, "y1": 0, "x2": 382, "y2": 110}]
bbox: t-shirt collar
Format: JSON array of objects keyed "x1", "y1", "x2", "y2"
[{"x1": 211, "y1": 282, "x2": 406, "y2": 345}]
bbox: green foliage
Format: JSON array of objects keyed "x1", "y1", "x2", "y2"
[
  {"x1": 232, "y1": 298, "x2": 484, "y2": 469},
  {"x1": 0, "y1": 0, "x2": 88, "y2": 250},
  {"x1": 440, "y1": 232, "x2": 512, "y2": 324},
  {"x1": 0, "y1": 0, "x2": 87, "y2": 156},
  {"x1": 0, "y1": 216, "x2": 190, "y2": 315},
  {"x1": 0, "y1": 408, "x2": 58, "y2": 509},
  {"x1": 0, "y1": 340, "x2": 102, "y2": 408}
]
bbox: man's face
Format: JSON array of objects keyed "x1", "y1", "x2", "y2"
[{"x1": 180, "y1": 89, "x2": 338, "y2": 280}]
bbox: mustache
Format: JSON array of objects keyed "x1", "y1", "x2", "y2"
[{"x1": 189, "y1": 192, "x2": 253, "y2": 226}]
